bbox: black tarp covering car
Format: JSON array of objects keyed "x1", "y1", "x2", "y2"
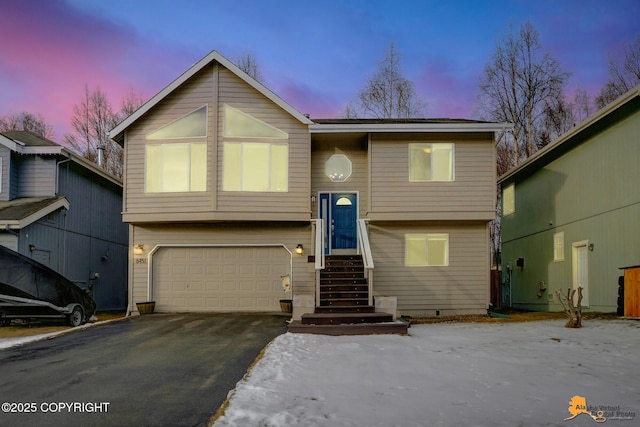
[{"x1": 0, "y1": 245, "x2": 96, "y2": 326}]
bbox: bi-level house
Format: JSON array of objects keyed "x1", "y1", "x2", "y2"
[
  {"x1": 110, "y1": 51, "x2": 507, "y2": 331},
  {"x1": 0, "y1": 130, "x2": 128, "y2": 310}
]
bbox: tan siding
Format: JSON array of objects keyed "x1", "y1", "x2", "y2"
[
  {"x1": 216, "y1": 67, "x2": 311, "y2": 214},
  {"x1": 130, "y1": 224, "x2": 315, "y2": 310},
  {"x1": 369, "y1": 221, "x2": 489, "y2": 316},
  {"x1": 370, "y1": 133, "x2": 495, "y2": 220},
  {"x1": 124, "y1": 66, "x2": 215, "y2": 216},
  {"x1": 311, "y1": 138, "x2": 368, "y2": 218}
]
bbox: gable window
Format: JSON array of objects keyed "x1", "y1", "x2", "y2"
[
  {"x1": 405, "y1": 233, "x2": 449, "y2": 266},
  {"x1": 409, "y1": 143, "x2": 454, "y2": 182},
  {"x1": 223, "y1": 104, "x2": 288, "y2": 192},
  {"x1": 503, "y1": 183, "x2": 515, "y2": 216},
  {"x1": 145, "y1": 105, "x2": 207, "y2": 193},
  {"x1": 553, "y1": 232, "x2": 564, "y2": 262},
  {"x1": 147, "y1": 106, "x2": 207, "y2": 139}
]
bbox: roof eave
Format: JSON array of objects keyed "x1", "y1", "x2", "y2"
[
  {"x1": 60, "y1": 149, "x2": 123, "y2": 187},
  {"x1": 309, "y1": 122, "x2": 512, "y2": 134},
  {"x1": 109, "y1": 50, "x2": 313, "y2": 144},
  {"x1": 0, "y1": 198, "x2": 70, "y2": 229},
  {"x1": 498, "y1": 85, "x2": 640, "y2": 184}
]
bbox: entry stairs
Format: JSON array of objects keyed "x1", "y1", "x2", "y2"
[{"x1": 288, "y1": 255, "x2": 408, "y2": 335}]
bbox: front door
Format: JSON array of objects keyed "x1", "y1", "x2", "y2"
[
  {"x1": 572, "y1": 241, "x2": 589, "y2": 307},
  {"x1": 319, "y1": 193, "x2": 358, "y2": 254}
]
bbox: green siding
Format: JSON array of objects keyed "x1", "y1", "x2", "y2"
[{"x1": 502, "y1": 106, "x2": 640, "y2": 312}]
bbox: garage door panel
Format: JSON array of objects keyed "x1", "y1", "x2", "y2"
[{"x1": 153, "y1": 246, "x2": 290, "y2": 312}]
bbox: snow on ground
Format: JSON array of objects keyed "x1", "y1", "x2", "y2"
[
  {"x1": 0, "y1": 331, "x2": 65, "y2": 349},
  {"x1": 213, "y1": 320, "x2": 639, "y2": 427}
]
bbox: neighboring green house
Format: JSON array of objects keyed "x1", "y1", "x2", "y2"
[{"x1": 498, "y1": 86, "x2": 640, "y2": 313}]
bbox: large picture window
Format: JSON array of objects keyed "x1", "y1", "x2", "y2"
[
  {"x1": 145, "y1": 105, "x2": 207, "y2": 193},
  {"x1": 223, "y1": 143, "x2": 288, "y2": 192},
  {"x1": 405, "y1": 233, "x2": 449, "y2": 266},
  {"x1": 146, "y1": 143, "x2": 206, "y2": 192},
  {"x1": 409, "y1": 143, "x2": 454, "y2": 181},
  {"x1": 222, "y1": 104, "x2": 289, "y2": 192}
]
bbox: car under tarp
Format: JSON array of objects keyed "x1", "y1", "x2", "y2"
[{"x1": 0, "y1": 245, "x2": 96, "y2": 326}]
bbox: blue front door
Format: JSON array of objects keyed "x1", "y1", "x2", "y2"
[{"x1": 320, "y1": 193, "x2": 357, "y2": 254}]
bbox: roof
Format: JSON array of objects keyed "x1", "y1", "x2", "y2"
[
  {"x1": 109, "y1": 50, "x2": 314, "y2": 144},
  {"x1": 498, "y1": 85, "x2": 640, "y2": 184},
  {"x1": 0, "y1": 197, "x2": 70, "y2": 229},
  {"x1": 1, "y1": 130, "x2": 59, "y2": 147},
  {"x1": 0, "y1": 130, "x2": 122, "y2": 187},
  {"x1": 310, "y1": 118, "x2": 511, "y2": 134}
]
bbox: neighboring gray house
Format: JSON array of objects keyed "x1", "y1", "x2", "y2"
[
  {"x1": 0, "y1": 130, "x2": 128, "y2": 310},
  {"x1": 110, "y1": 50, "x2": 508, "y2": 327},
  {"x1": 499, "y1": 86, "x2": 640, "y2": 313}
]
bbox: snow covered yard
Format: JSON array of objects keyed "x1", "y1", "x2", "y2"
[{"x1": 213, "y1": 319, "x2": 639, "y2": 427}]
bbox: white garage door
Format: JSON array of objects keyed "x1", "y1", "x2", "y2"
[{"x1": 153, "y1": 246, "x2": 290, "y2": 312}]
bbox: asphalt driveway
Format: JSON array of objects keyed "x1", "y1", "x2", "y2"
[{"x1": 0, "y1": 313, "x2": 288, "y2": 427}]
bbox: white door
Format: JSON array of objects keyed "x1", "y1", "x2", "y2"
[
  {"x1": 572, "y1": 242, "x2": 589, "y2": 307},
  {"x1": 153, "y1": 246, "x2": 290, "y2": 312}
]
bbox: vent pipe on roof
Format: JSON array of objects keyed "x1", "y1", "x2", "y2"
[{"x1": 97, "y1": 144, "x2": 105, "y2": 168}]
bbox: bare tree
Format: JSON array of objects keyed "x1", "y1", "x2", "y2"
[
  {"x1": 235, "y1": 52, "x2": 264, "y2": 83},
  {"x1": 478, "y1": 22, "x2": 571, "y2": 168},
  {"x1": 347, "y1": 42, "x2": 426, "y2": 118},
  {"x1": 0, "y1": 111, "x2": 54, "y2": 139},
  {"x1": 573, "y1": 85, "x2": 593, "y2": 123},
  {"x1": 65, "y1": 84, "x2": 144, "y2": 178},
  {"x1": 596, "y1": 34, "x2": 640, "y2": 108}
]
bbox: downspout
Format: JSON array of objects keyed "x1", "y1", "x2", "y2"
[
  {"x1": 55, "y1": 155, "x2": 72, "y2": 195},
  {"x1": 56, "y1": 156, "x2": 72, "y2": 276}
]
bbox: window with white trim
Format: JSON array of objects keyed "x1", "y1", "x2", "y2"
[
  {"x1": 222, "y1": 104, "x2": 289, "y2": 192},
  {"x1": 409, "y1": 143, "x2": 454, "y2": 181},
  {"x1": 405, "y1": 233, "x2": 449, "y2": 266},
  {"x1": 145, "y1": 143, "x2": 206, "y2": 192},
  {"x1": 145, "y1": 106, "x2": 208, "y2": 193},
  {"x1": 553, "y1": 232, "x2": 564, "y2": 262}
]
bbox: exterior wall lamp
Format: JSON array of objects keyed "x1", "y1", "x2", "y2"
[
  {"x1": 134, "y1": 244, "x2": 144, "y2": 255},
  {"x1": 296, "y1": 244, "x2": 304, "y2": 254}
]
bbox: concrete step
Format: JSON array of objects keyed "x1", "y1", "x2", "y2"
[
  {"x1": 319, "y1": 298, "x2": 369, "y2": 306},
  {"x1": 301, "y1": 311, "x2": 394, "y2": 325},
  {"x1": 314, "y1": 305, "x2": 376, "y2": 314},
  {"x1": 320, "y1": 291, "x2": 368, "y2": 299},
  {"x1": 288, "y1": 320, "x2": 408, "y2": 335},
  {"x1": 319, "y1": 284, "x2": 368, "y2": 292},
  {"x1": 320, "y1": 272, "x2": 365, "y2": 279}
]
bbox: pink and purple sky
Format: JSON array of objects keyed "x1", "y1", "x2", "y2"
[{"x1": 1, "y1": 0, "x2": 639, "y2": 141}]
